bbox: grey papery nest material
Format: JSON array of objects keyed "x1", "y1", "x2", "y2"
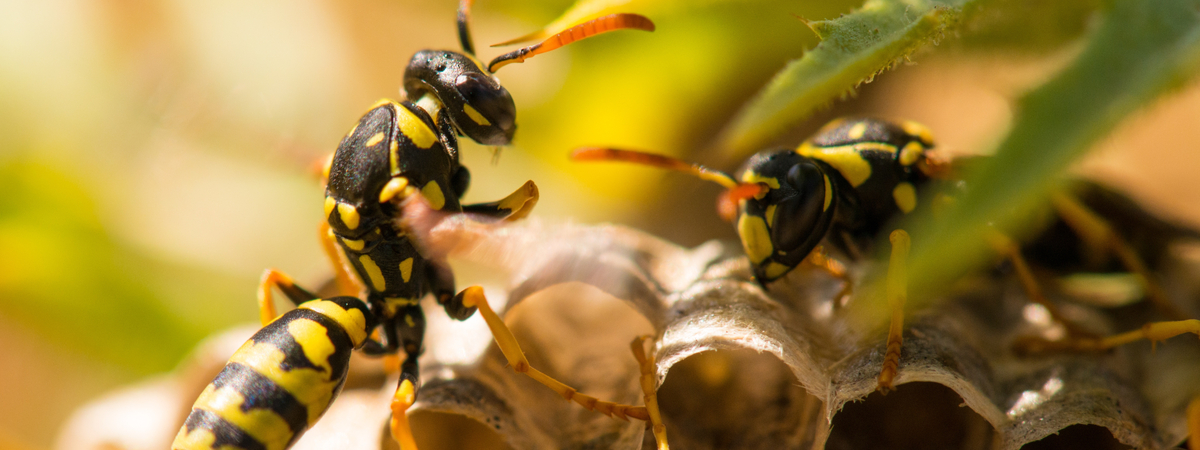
[{"x1": 58, "y1": 219, "x2": 1200, "y2": 450}]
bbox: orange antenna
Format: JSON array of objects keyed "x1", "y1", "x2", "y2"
[
  {"x1": 572, "y1": 147, "x2": 739, "y2": 189},
  {"x1": 717, "y1": 184, "x2": 767, "y2": 221},
  {"x1": 488, "y1": 14, "x2": 654, "y2": 72},
  {"x1": 571, "y1": 147, "x2": 765, "y2": 222}
]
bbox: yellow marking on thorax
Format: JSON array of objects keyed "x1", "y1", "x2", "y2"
[
  {"x1": 379, "y1": 177, "x2": 411, "y2": 204},
  {"x1": 320, "y1": 153, "x2": 333, "y2": 181},
  {"x1": 340, "y1": 238, "x2": 364, "y2": 251},
  {"x1": 763, "y1": 261, "x2": 792, "y2": 280},
  {"x1": 386, "y1": 297, "x2": 419, "y2": 307},
  {"x1": 399, "y1": 258, "x2": 413, "y2": 283},
  {"x1": 336, "y1": 203, "x2": 360, "y2": 230},
  {"x1": 797, "y1": 143, "x2": 874, "y2": 187},
  {"x1": 893, "y1": 182, "x2": 917, "y2": 214},
  {"x1": 301, "y1": 300, "x2": 369, "y2": 346},
  {"x1": 463, "y1": 104, "x2": 492, "y2": 126},
  {"x1": 388, "y1": 139, "x2": 402, "y2": 175},
  {"x1": 902, "y1": 120, "x2": 935, "y2": 145},
  {"x1": 421, "y1": 181, "x2": 446, "y2": 210},
  {"x1": 193, "y1": 384, "x2": 292, "y2": 450},
  {"x1": 323, "y1": 197, "x2": 336, "y2": 219},
  {"x1": 173, "y1": 426, "x2": 219, "y2": 450},
  {"x1": 365, "y1": 132, "x2": 385, "y2": 147},
  {"x1": 228, "y1": 338, "x2": 339, "y2": 425},
  {"x1": 405, "y1": 314, "x2": 416, "y2": 327},
  {"x1": 357, "y1": 255, "x2": 386, "y2": 291},
  {"x1": 848, "y1": 122, "x2": 868, "y2": 140},
  {"x1": 737, "y1": 214, "x2": 774, "y2": 264},
  {"x1": 764, "y1": 204, "x2": 778, "y2": 227},
  {"x1": 396, "y1": 105, "x2": 437, "y2": 149},
  {"x1": 822, "y1": 174, "x2": 833, "y2": 211},
  {"x1": 899, "y1": 141, "x2": 924, "y2": 166}
]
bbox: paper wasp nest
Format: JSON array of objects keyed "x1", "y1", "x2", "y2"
[{"x1": 58, "y1": 217, "x2": 1200, "y2": 450}]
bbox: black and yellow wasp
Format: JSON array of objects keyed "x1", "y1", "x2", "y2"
[
  {"x1": 573, "y1": 117, "x2": 1200, "y2": 393},
  {"x1": 172, "y1": 3, "x2": 666, "y2": 450}
]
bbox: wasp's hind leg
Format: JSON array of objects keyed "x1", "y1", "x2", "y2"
[
  {"x1": 454, "y1": 286, "x2": 657, "y2": 422},
  {"x1": 461, "y1": 180, "x2": 539, "y2": 221},
  {"x1": 1050, "y1": 191, "x2": 1187, "y2": 320},
  {"x1": 1008, "y1": 192, "x2": 1200, "y2": 354},
  {"x1": 986, "y1": 231, "x2": 1098, "y2": 338},
  {"x1": 319, "y1": 220, "x2": 362, "y2": 297},
  {"x1": 877, "y1": 230, "x2": 910, "y2": 393},
  {"x1": 631, "y1": 336, "x2": 669, "y2": 450},
  {"x1": 1014, "y1": 318, "x2": 1200, "y2": 354},
  {"x1": 386, "y1": 307, "x2": 427, "y2": 450},
  {"x1": 256, "y1": 269, "x2": 320, "y2": 326}
]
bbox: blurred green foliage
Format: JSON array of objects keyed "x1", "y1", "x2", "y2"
[
  {"x1": 717, "y1": 0, "x2": 970, "y2": 159},
  {"x1": 0, "y1": 160, "x2": 216, "y2": 374},
  {"x1": 850, "y1": 0, "x2": 1200, "y2": 329}
]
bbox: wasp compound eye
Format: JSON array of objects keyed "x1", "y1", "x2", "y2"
[
  {"x1": 454, "y1": 72, "x2": 516, "y2": 145},
  {"x1": 771, "y1": 161, "x2": 829, "y2": 254}
]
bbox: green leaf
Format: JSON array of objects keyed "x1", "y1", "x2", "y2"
[
  {"x1": 849, "y1": 0, "x2": 1200, "y2": 332},
  {"x1": 716, "y1": 0, "x2": 971, "y2": 159}
]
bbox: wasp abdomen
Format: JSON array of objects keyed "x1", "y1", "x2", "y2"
[{"x1": 173, "y1": 298, "x2": 373, "y2": 450}]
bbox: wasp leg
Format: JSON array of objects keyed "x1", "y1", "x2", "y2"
[
  {"x1": 985, "y1": 231, "x2": 1096, "y2": 338},
  {"x1": 320, "y1": 220, "x2": 362, "y2": 296},
  {"x1": 388, "y1": 307, "x2": 426, "y2": 450},
  {"x1": 804, "y1": 245, "x2": 852, "y2": 301},
  {"x1": 1050, "y1": 192, "x2": 1188, "y2": 320},
  {"x1": 256, "y1": 269, "x2": 319, "y2": 326},
  {"x1": 428, "y1": 258, "x2": 476, "y2": 321},
  {"x1": 455, "y1": 286, "x2": 653, "y2": 421},
  {"x1": 1015, "y1": 319, "x2": 1200, "y2": 353},
  {"x1": 877, "y1": 230, "x2": 911, "y2": 394},
  {"x1": 1189, "y1": 396, "x2": 1200, "y2": 450},
  {"x1": 461, "y1": 180, "x2": 539, "y2": 221},
  {"x1": 631, "y1": 336, "x2": 669, "y2": 450},
  {"x1": 359, "y1": 313, "x2": 405, "y2": 375}
]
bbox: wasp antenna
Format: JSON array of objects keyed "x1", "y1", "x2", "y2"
[
  {"x1": 488, "y1": 13, "x2": 654, "y2": 72},
  {"x1": 457, "y1": 0, "x2": 477, "y2": 55},
  {"x1": 571, "y1": 146, "x2": 738, "y2": 189},
  {"x1": 717, "y1": 183, "x2": 767, "y2": 221}
]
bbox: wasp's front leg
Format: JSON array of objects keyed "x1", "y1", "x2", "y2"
[
  {"x1": 461, "y1": 180, "x2": 539, "y2": 221},
  {"x1": 877, "y1": 230, "x2": 910, "y2": 394}
]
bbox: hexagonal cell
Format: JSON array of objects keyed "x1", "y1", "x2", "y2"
[
  {"x1": 390, "y1": 411, "x2": 513, "y2": 450},
  {"x1": 657, "y1": 348, "x2": 824, "y2": 449},
  {"x1": 827, "y1": 382, "x2": 994, "y2": 450},
  {"x1": 1019, "y1": 425, "x2": 1131, "y2": 450}
]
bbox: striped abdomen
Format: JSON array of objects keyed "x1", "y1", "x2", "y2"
[{"x1": 173, "y1": 298, "x2": 373, "y2": 450}]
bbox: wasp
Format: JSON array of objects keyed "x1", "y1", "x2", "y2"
[
  {"x1": 573, "y1": 117, "x2": 1200, "y2": 394},
  {"x1": 172, "y1": 3, "x2": 666, "y2": 450}
]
